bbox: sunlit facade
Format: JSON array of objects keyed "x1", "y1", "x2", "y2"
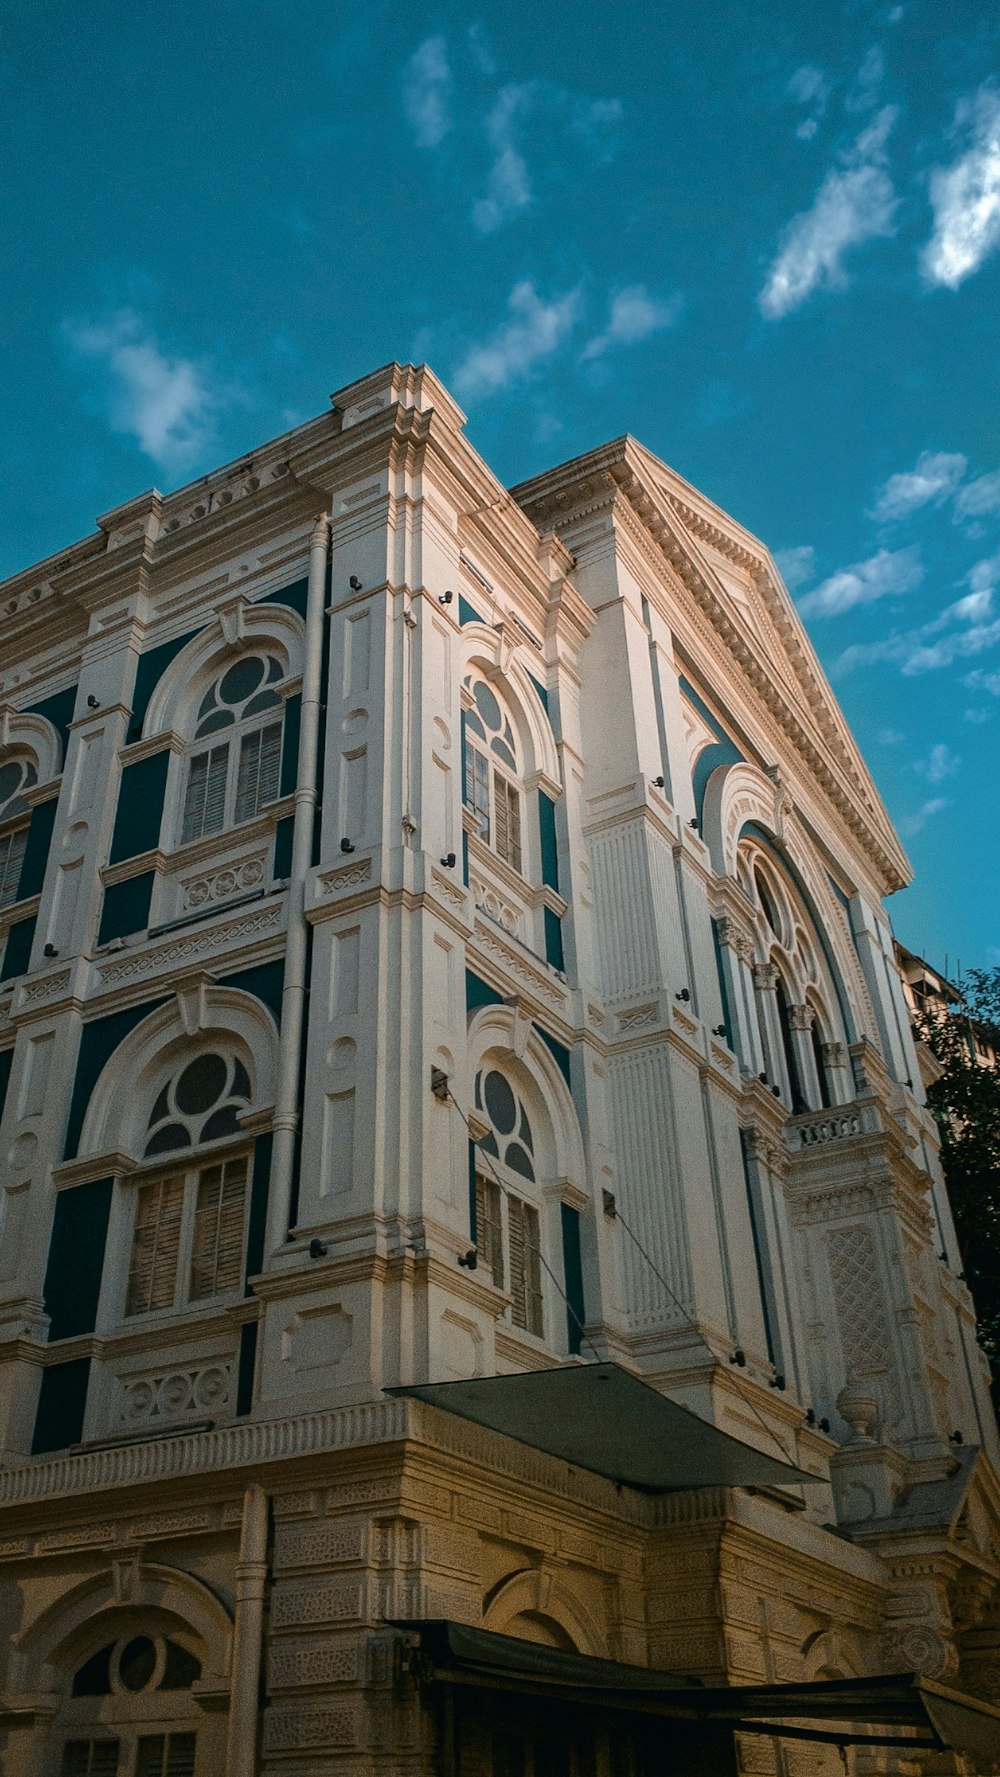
[{"x1": 1, "y1": 363, "x2": 998, "y2": 1775}]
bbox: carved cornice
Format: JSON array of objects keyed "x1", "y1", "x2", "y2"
[{"x1": 514, "y1": 441, "x2": 909, "y2": 894}]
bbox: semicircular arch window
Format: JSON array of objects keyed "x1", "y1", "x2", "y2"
[
  {"x1": 144, "y1": 1053, "x2": 252, "y2": 1156},
  {"x1": 180, "y1": 652, "x2": 286, "y2": 846},
  {"x1": 0, "y1": 753, "x2": 38, "y2": 909},
  {"x1": 462, "y1": 675, "x2": 523, "y2": 874}
]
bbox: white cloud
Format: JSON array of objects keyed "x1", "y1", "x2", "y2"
[
  {"x1": 870, "y1": 449, "x2": 968, "y2": 522},
  {"x1": 967, "y1": 667, "x2": 1000, "y2": 696},
  {"x1": 922, "y1": 83, "x2": 1000, "y2": 289},
  {"x1": 472, "y1": 83, "x2": 535, "y2": 232},
  {"x1": 62, "y1": 309, "x2": 221, "y2": 473},
  {"x1": 898, "y1": 796, "x2": 948, "y2": 837},
  {"x1": 788, "y1": 65, "x2": 830, "y2": 139},
  {"x1": 402, "y1": 36, "x2": 453, "y2": 149},
  {"x1": 773, "y1": 545, "x2": 816, "y2": 590},
  {"x1": 469, "y1": 79, "x2": 622, "y2": 235},
  {"x1": 878, "y1": 727, "x2": 906, "y2": 744},
  {"x1": 915, "y1": 741, "x2": 961, "y2": 782},
  {"x1": 759, "y1": 107, "x2": 898, "y2": 318},
  {"x1": 452, "y1": 281, "x2": 581, "y2": 400},
  {"x1": 846, "y1": 46, "x2": 885, "y2": 113},
  {"x1": 955, "y1": 470, "x2": 1000, "y2": 519},
  {"x1": 582, "y1": 285, "x2": 681, "y2": 360},
  {"x1": 798, "y1": 543, "x2": 921, "y2": 618},
  {"x1": 964, "y1": 706, "x2": 992, "y2": 723}
]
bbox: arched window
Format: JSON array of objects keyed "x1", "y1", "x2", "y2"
[
  {"x1": 473, "y1": 1066, "x2": 543, "y2": 1337},
  {"x1": 0, "y1": 752, "x2": 37, "y2": 908},
  {"x1": 126, "y1": 1052, "x2": 253, "y2": 1318},
  {"x1": 775, "y1": 977, "x2": 808, "y2": 1115},
  {"x1": 60, "y1": 1631, "x2": 202, "y2": 1776},
  {"x1": 463, "y1": 675, "x2": 523, "y2": 874},
  {"x1": 179, "y1": 653, "x2": 285, "y2": 846},
  {"x1": 810, "y1": 1012, "x2": 833, "y2": 1109}
]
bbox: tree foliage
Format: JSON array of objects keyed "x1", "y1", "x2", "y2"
[{"x1": 914, "y1": 967, "x2": 1000, "y2": 1366}]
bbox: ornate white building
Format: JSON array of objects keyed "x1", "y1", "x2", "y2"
[{"x1": 1, "y1": 362, "x2": 999, "y2": 1775}]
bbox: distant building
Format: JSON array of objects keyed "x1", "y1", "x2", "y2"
[
  {"x1": 896, "y1": 941, "x2": 999, "y2": 1079},
  {"x1": 1, "y1": 363, "x2": 999, "y2": 1774}
]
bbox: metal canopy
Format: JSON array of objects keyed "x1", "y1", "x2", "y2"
[
  {"x1": 395, "y1": 1620, "x2": 1000, "y2": 1759},
  {"x1": 386, "y1": 1362, "x2": 817, "y2": 1492}
]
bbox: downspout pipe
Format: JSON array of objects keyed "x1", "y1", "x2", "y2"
[{"x1": 265, "y1": 511, "x2": 330, "y2": 1255}]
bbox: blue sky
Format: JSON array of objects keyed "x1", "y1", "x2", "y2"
[{"x1": 3, "y1": 0, "x2": 998, "y2": 972}]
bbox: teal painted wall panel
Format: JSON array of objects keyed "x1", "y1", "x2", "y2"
[
  {"x1": 466, "y1": 970, "x2": 502, "y2": 1015},
  {"x1": 544, "y1": 907, "x2": 565, "y2": 973},
  {"x1": 245, "y1": 1132, "x2": 272, "y2": 1287},
  {"x1": 32, "y1": 1358, "x2": 91, "y2": 1453},
  {"x1": 0, "y1": 1047, "x2": 12, "y2": 1121},
  {"x1": 273, "y1": 816, "x2": 294, "y2": 880},
  {"x1": 128, "y1": 631, "x2": 197, "y2": 741},
  {"x1": 262, "y1": 577, "x2": 308, "y2": 619},
  {"x1": 44, "y1": 1178, "x2": 114, "y2": 1341},
  {"x1": 560, "y1": 1203, "x2": 585, "y2": 1355},
  {"x1": 459, "y1": 595, "x2": 483, "y2": 627},
  {"x1": 17, "y1": 795, "x2": 57, "y2": 899},
  {"x1": 97, "y1": 873, "x2": 155, "y2": 946},
  {"x1": 528, "y1": 672, "x2": 550, "y2": 716},
  {"x1": 27, "y1": 685, "x2": 77, "y2": 753},
  {"x1": 64, "y1": 999, "x2": 170, "y2": 1159},
  {"x1": 220, "y1": 960, "x2": 285, "y2": 1025},
  {"x1": 236, "y1": 1322, "x2": 258, "y2": 1416},
  {"x1": 538, "y1": 791, "x2": 559, "y2": 891},
  {"x1": 1, "y1": 916, "x2": 36, "y2": 981},
  {"x1": 109, "y1": 750, "x2": 169, "y2": 864},
  {"x1": 279, "y1": 693, "x2": 301, "y2": 798},
  {"x1": 537, "y1": 1026, "x2": 572, "y2": 1088}
]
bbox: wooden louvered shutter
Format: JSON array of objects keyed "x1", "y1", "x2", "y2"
[
  {"x1": 0, "y1": 826, "x2": 27, "y2": 908},
  {"x1": 475, "y1": 1175, "x2": 504, "y2": 1288},
  {"x1": 235, "y1": 720, "x2": 282, "y2": 824},
  {"x1": 493, "y1": 777, "x2": 521, "y2": 873},
  {"x1": 181, "y1": 744, "x2": 229, "y2": 843},
  {"x1": 61, "y1": 1741, "x2": 121, "y2": 1777},
  {"x1": 508, "y1": 1196, "x2": 543, "y2": 1335},
  {"x1": 189, "y1": 1156, "x2": 248, "y2": 1300},
  {"x1": 136, "y1": 1735, "x2": 197, "y2": 1777},
  {"x1": 127, "y1": 1177, "x2": 184, "y2": 1315}
]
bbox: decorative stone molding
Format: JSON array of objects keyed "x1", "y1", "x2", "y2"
[
  {"x1": 716, "y1": 917, "x2": 755, "y2": 964},
  {"x1": 182, "y1": 852, "x2": 267, "y2": 910},
  {"x1": 788, "y1": 1002, "x2": 814, "y2": 1031},
  {"x1": 752, "y1": 962, "x2": 779, "y2": 991},
  {"x1": 789, "y1": 1109, "x2": 865, "y2": 1148},
  {"x1": 319, "y1": 858, "x2": 372, "y2": 895},
  {"x1": 20, "y1": 968, "x2": 71, "y2": 1004},
  {"x1": 118, "y1": 1361, "x2": 234, "y2": 1426},
  {"x1": 877, "y1": 1623, "x2": 956, "y2": 1681},
  {"x1": 470, "y1": 918, "x2": 566, "y2": 1008},
  {"x1": 616, "y1": 1002, "x2": 658, "y2": 1033},
  {"x1": 470, "y1": 870, "x2": 521, "y2": 937},
  {"x1": 828, "y1": 1224, "x2": 892, "y2": 1379},
  {"x1": 96, "y1": 901, "x2": 282, "y2": 988}
]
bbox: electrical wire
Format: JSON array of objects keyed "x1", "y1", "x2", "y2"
[
  {"x1": 445, "y1": 1089, "x2": 604, "y2": 1365},
  {"x1": 445, "y1": 1082, "x2": 799, "y2": 1467}
]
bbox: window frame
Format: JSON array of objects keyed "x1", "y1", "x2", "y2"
[
  {"x1": 474, "y1": 1167, "x2": 546, "y2": 1341},
  {"x1": 123, "y1": 1145, "x2": 252, "y2": 1323},
  {"x1": 174, "y1": 652, "x2": 291, "y2": 853},
  {"x1": 464, "y1": 733, "x2": 523, "y2": 876}
]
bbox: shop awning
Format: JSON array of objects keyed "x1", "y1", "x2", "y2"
[
  {"x1": 386, "y1": 1362, "x2": 818, "y2": 1491},
  {"x1": 393, "y1": 1620, "x2": 1000, "y2": 1759}
]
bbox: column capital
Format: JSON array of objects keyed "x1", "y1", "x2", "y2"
[
  {"x1": 788, "y1": 1002, "x2": 815, "y2": 1031},
  {"x1": 752, "y1": 961, "x2": 779, "y2": 991}
]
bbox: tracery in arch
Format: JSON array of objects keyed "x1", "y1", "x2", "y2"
[{"x1": 739, "y1": 837, "x2": 846, "y2": 1112}]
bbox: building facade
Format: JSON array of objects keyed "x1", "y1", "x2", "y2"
[{"x1": 1, "y1": 362, "x2": 999, "y2": 1775}]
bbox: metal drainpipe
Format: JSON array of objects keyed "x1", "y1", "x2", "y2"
[
  {"x1": 225, "y1": 1482, "x2": 270, "y2": 1775},
  {"x1": 265, "y1": 511, "x2": 331, "y2": 1256}
]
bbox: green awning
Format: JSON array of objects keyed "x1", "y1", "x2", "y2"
[
  {"x1": 386, "y1": 1362, "x2": 818, "y2": 1491},
  {"x1": 394, "y1": 1620, "x2": 1000, "y2": 1759}
]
